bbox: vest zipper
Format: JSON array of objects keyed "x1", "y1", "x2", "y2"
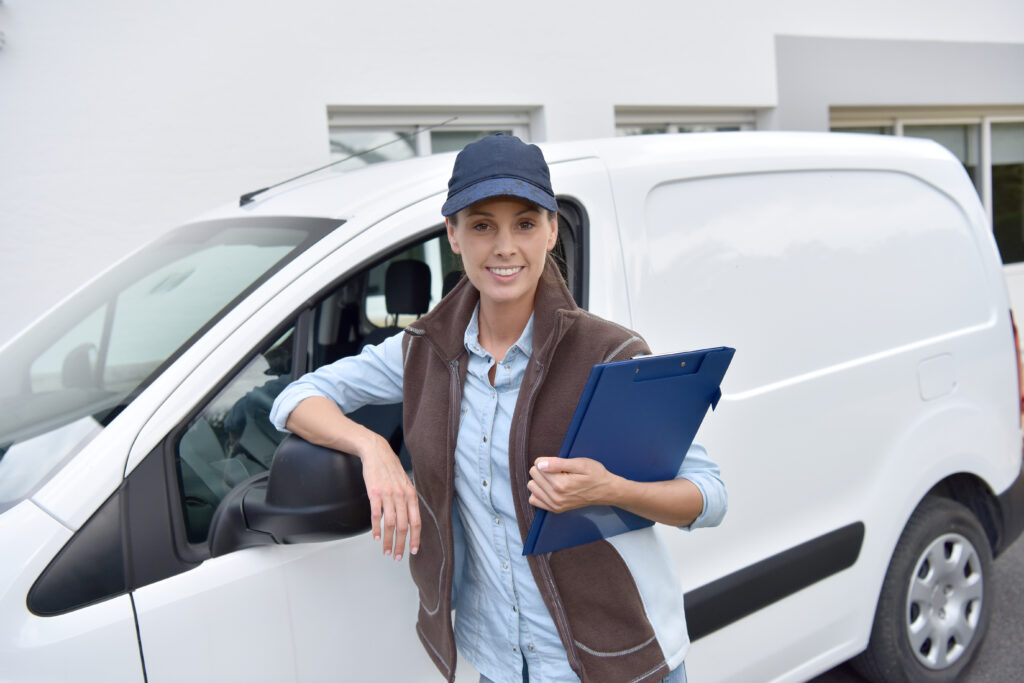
[{"x1": 448, "y1": 358, "x2": 461, "y2": 449}]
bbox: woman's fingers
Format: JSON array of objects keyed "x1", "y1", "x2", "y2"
[
  {"x1": 528, "y1": 457, "x2": 612, "y2": 512},
  {"x1": 369, "y1": 489, "x2": 383, "y2": 542},
  {"x1": 393, "y1": 480, "x2": 422, "y2": 560},
  {"x1": 362, "y1": 446, "x2": 419, "y2": 561},
  {"x1": 406, "y1": 485, "x2": 422, "y2": 556},
  {"x1": 527, "y1": 477, "x2": 556, "y2": 511},
  {"x1": 380, "y1": 490, "x2": 397, "y2": 556}
]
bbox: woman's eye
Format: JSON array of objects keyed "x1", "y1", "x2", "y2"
[
  {"x1": 518, "y1": 221, "x2": 535, "y2": 230},
  {"x1": 472, "y1": 223, "x2": 491, "y2": 232}
]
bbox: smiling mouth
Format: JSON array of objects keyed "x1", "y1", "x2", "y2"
[{"x1": 488, "y1": 266, "x2": 524, "y2": 276}]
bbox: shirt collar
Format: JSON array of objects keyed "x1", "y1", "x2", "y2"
[{"x1": 464, "y1": 304, "x2": 535, "y2": 360}]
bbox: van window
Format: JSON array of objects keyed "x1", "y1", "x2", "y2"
[
  {"x1": 0, "y1": 217, "x2": 338, "y2": 513},
  {"x1": 176, "y1": 328, "x2": 296, "y2": 543},
  {"x1": 637, "y1": 170, "x2": 993, "y2": 394},
  {"x1": 174, "y1": 230, "x2": 457, "y2": 544}
]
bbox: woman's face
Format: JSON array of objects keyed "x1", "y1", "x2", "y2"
[{"x1": 446, "y1": 197, "x2": 558, "y2": 311}]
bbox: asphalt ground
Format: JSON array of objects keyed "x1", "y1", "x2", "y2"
[{"x1": 809, "y1": 530, "x2": 1024, "y2": 682}]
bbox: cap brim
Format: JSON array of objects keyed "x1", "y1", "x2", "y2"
[{"x1": 442, "y1": 177, "x2": 558, "y2": 217}]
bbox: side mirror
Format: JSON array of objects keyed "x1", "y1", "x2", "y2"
[{"x1": 208, "y1": 434, "x2": 371, "y2": 557}]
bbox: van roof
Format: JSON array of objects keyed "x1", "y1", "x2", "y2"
[{"x1": 195, "y1": 131, "x2": 971, "y2": 224}]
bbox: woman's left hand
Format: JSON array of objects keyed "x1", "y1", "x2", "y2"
[{"x1": 527, "y1": 457, "x2": 617, "y2": 513}]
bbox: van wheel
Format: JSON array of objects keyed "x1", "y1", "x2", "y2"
[{"x1": 853, "y1": 496, "x2": 992, "y2": 683}]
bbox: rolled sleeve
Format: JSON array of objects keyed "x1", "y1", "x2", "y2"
[
  {"x1": 675, "y1": 441, "x2": 727, "y2": 530},
  {"x1": 269, "y1": 331, "x2": 406, "y2": 432}
]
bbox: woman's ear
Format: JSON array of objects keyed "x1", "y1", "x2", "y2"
[
  {"x1": 445, "y1": 216, "x2": 461, "y2": 255},
  {"x1": 545, "y1": 213, "x2": 559, "y2": 251}
]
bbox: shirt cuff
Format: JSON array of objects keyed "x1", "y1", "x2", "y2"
[
  {"x1": 677, "y1": 473, "x2": 727, "y2": 531},
  {"x1": 269, "y1": 387, "x2": 331, "y2": 432}
]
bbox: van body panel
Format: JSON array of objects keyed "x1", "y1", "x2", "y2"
[
  {"x1": 627, "y1": 151, "x2": 1020, "y2": 676},
  {"x1": 684, "y1": 564, "x2": 870, "y2": 683},
  {"x1": 0, "y1": 501, "x2": 142, "y2": 682},
  {"x1": 654, "y1": 171, "x2": 988, "y2": 385}
]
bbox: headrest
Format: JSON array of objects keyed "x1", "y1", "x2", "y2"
[{"x1": 385, "y1": 260, "x2": 431, "y2": 315}]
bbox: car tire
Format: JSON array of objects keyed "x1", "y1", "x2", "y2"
[{"x1": 853, "y1": 495, "x2": 993, "y2": 683}]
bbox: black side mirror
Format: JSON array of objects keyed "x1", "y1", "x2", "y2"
[{"x1": 208, "y1": 434, "x2": 371, "y2": 557}]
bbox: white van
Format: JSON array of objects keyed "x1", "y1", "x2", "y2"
[{"x1": 2, "y1": 132, "x2": 1022, "y2": 683}]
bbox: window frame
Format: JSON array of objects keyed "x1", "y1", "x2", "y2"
[
  {"x1": 326, "y1": 106, "x2": 535, "y2": 161},
  {"x1": 615, "y1": 107, "x2": 758, "y2": 135}
]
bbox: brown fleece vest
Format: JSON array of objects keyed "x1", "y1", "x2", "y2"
[{"x1": 401, "y1": 259, "x2": 671, "y2": 683}]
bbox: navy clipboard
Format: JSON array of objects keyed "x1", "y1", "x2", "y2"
[{"x1": 522, "y1": 346, "x2": 735, "y2": 555}]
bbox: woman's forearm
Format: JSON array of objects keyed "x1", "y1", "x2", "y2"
[
  {"x1": 529, "y1": 457, "x2": 706, "y2": 527},
  {"x1": 606, "y1": 475, "x2": 705, "y2": 527},
  {"x1": 284, "y1": 395, "x2": 381, "y2": 457}
]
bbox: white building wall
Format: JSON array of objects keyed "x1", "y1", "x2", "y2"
[{"x1": 2, "y1": 0, "x2": 1024, "y2": 344}]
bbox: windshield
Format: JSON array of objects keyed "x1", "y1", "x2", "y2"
[{"x1": 0, "y1": 216, "x2": 340, "y2": 511}]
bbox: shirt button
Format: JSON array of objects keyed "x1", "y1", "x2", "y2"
[
  {"x1": 513, "y1": 605, "x2": 519, "y2": 613},
  {"x1": 502, "y1": 561, "x2": 509, "y2": 569},
  {"x1": 483, "y1": 436, "x2": 487, "y2": 442},
  {"x1": 494, "y1": 517, "x2": 501, "y2": 525},
  {"x1": 482, "y1": 480, "x2": 488, "y2": 487},
  {"x1": 513, "y1": 646, "x2": 519, "y2": 653},
  {"x1": 528, "y1": 644, "x2": 535, "y2": 652}
]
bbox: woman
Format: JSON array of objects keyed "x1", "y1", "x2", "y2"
[{"x1": 270, "y1": 134, "x2": 726, "y2": 683}]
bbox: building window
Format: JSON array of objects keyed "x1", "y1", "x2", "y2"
[
  {"x1": 615, "y1": 107, "x2": 757, "y2": 136},
  {"x1": 326, "y1": 107, "x2": 534, "y2": 169},
  {"x1": 832, "y1": 108, "x2": 1024, "y2": 265},
  {"x1": 992, "y1": 122, "x2": 1024, "y2": 265}
]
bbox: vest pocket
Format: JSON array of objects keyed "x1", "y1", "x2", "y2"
[
  {"x1": 548, "y1": 542, "x2": 661, "y2": 666},
  {"x1": 410, "y1": 493, "x2": 446, "y2": 615}
]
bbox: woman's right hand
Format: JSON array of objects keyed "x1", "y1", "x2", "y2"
[
  {"x1": 284, "y1": 396, "x2": 420, "y2": 562},
  {"x1": 357, "y1": 431, "x2": 421, "y2": 561}
]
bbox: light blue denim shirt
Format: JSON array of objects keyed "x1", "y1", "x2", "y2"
[
  {"x1": 452, "y1": 307, "x2": 578, "y2": 683},
  {"x1": 270, "y1": 307, "x2": 727, "y2": 683}
]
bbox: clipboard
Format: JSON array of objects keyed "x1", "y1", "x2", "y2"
[{"x1": 522, "y1": 346, "x2": 735, "y2": 555}]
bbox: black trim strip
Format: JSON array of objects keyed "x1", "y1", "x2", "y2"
[
  {"x1": 685, "y1": 522, "x2": 865, "y2": 642},
  {"x1": 553, "y1": 195, "x2": 589, "y2": 309},
  {"x1": 129, "y1": 592, "x2": 149, "y2": 683},
  {"x1": 996, "y1": 460, "x2": 1024, "y2": 557}
]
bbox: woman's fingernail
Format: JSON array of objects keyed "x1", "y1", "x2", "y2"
[
  {"x1": 395, "y1": 554, "x2": 402, "y2": 562},
  {"x1": 538, "y1": 460, "x2": 549, "y2": 470},
  {"x1": 384, "y1": 548, "x2": 391, "y2": 556},
  {"x1": 411, "y1": 547, "x2": 419, "y2": 555}
]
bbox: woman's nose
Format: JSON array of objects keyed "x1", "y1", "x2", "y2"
[{"x1": 494, "y1": 226, "x2": 515, "y2": 255}]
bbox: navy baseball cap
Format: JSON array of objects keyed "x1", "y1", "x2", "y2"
[{"x1": 441, "y1": 134, "x2": 558, "y2": 217}]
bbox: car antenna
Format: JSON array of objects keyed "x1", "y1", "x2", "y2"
[{"x1": 239, "y1": 116, "x2": 459, "y2": 207}]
